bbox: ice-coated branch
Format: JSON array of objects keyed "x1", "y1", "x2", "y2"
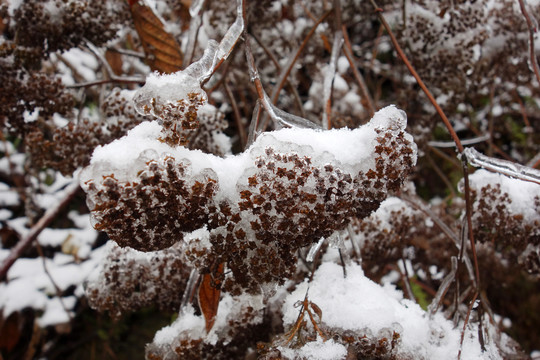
[
  {"x1": 428, "y1": 134, "x2": 490, "y2": 148},
  {"x1": 463, "y1": 147, "x2": 540, "y2": 185},
  {"x1": 517, "y1": 0, "x2": 540, "y2": 86},
  {"x1": 322, "y1": 33, "x2": 343, "y2": 130},
  {"x1": 198, "y1": 0, "x2": 244, "y2": 84},
  {"x1": 244, "y1": 34, "x2": 320, "y2": 145}
]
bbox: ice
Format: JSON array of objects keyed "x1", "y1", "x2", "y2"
[
  {"x1": 183, "y1": 40, "x2": 219, "y2": 82},
  {"x1": 463, "y1": 147, "x2": 540, "y2": 185},
  {"x1": 133, "y1": 71, "x2": 207, "y2": 119},
  {"x1": 307, "y1": 237, "x2": 325, "y2": 262},
  {"x1": 214, "y1": 0, "x2": 244, "y2": 62},
  {"x1": 189, "y1": 0, "x2": 205, "y2": 17},
  {"x1": 322, "y1": 33, "x2": 343, "y2": 130},
  {"x1": 83, "y1": 105, "x2": 416, "y2": 206},
  {"x1": 270, "y1": 102, "x2": 321, "y2": 130}
]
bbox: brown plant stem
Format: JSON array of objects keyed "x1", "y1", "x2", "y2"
[
  {"x1": 0, "y1": 182, "x2": 81, "y2": 281},
  {"x1": 341, "y1": 25, "x2": 376, "y2": 117},
  {"x1": 224, "y1": 80, "x2": 247, "y2": 149},
  {"x1": 368, "y1": 0, "x2": 480, "y2": 293},
  {"x1": 269, "y1": 10, "x2": 333, "y2": 105}
]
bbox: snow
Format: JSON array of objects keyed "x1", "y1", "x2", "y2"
[
  {"x1": 466, "y1": 169, "x2": 540, "y2": 223},
  {"x1": 279, "y1": 337, "x2": 348, "y2": 360},
  {"x1": 37, "y1": 296, "x2": 76, "y2": 327},
  {"x1": 82, "y1": 105, "x2": 415, "y2": 206},
  {"x1": 281, "y1": 262, "x2": 506, "y2": 360},
  {"x1": 152, "y1": 292, "x2": 265, "y2": 348}
]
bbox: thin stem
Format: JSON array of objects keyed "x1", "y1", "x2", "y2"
[
  {"x1": 368, "y1": 1, "x2": 481, "y2": 298},
  {"x1": 270, "y1": 10, "x2": 333, "y2": 105},
  {"x1": 457, "y1": 291, "x2": 479, "y2": 360},
  {"x1": 425, "y1": 153, "x2": 457, "y2": 198},
  {"x1": 36, "y1": 243, "x2": 74, "y2": 323},
  {"x1": 400, "y1": 258, "x2": 415, "y2": 302},
  {"x1": 106, "y1": 47, "x2": 146, "y2": 59},
  {"x1": 368, "y1": 2, "x2": 464, "y2": 153},
  {"x1": 342, "y1": 25, "x2": 376, "y2": 116},
  {"x1": 517, "y1": 0, "x2": 540, "y2": 85},
  {"x1": 224, "y1": 80, "x2": 247, "y2": 149},
  {"x1": 251, "y1": 31, "x2": 306, "y2": 117},
  {"x1": 67, "y1": 77, "x2": 145, "y2": 88}
]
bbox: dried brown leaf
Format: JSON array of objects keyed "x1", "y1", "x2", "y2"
[
  {"x1": 198, "y1": 263, "x2": 223, "y2": 333},
  {"x1": 129, "y1": 1, "x2": 183, "y2": 74}
]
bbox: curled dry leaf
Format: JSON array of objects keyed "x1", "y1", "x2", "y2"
[
  {"x1": 198, "y1": 263, "x2": 224, "y2": 333},
  {"x1": 128, "y1": 0, "x2": 183, "y2": 74}
]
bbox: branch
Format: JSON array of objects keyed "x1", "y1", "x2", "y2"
[
  {"x1": 517, "y1": 0, "x2": 540, "y2": 85},
  {"x1": 0, "y1": 182, "x2": 81, "y2": 281}
]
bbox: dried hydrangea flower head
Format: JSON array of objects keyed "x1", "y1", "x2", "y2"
[{"x1": 81, "y1": 82, "x2": 417, "y2": 292}]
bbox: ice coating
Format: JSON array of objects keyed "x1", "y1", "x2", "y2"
[
  {"x1": 82, "y1": 105, "x2": 414, "y2": 203},
  {"x1": 464, "y1": 147, "x2": 540, "y2": 185},
  {"x1": 132, "y1": 71, "x2": 207, "y2": 119},
  {"x1": 80, "y1": 105, "x2": 417, "y2": 290}
]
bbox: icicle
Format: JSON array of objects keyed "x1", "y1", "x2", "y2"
[
  {"x1": 195, "y1": 0, "x2": 244, "y2": 83},
  {"x1": 307, "y1": 237, "x2": 325, "y2": 262},
  {"x1": 463, "y1": 147, "x2": 540, "y2": 185}
]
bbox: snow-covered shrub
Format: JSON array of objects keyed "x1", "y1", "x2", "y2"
[{"x1": 1, "y1": 0, "x2": 540, "y2": 359}]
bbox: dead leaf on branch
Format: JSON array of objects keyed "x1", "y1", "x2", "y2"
[
  {"x1": 198, "y1": 263, "x2": 224, "y2": 333},
  {"x1": 128, "y1": 0, "x2": 183, "y2": 74}
]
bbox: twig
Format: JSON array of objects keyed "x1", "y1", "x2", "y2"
[
  {"x1": 106, "y1": 47, "x2": 146, "y2": 59},
  {"x1": 425, "y1": 153, "x2": 457, "y2": 198},
  {"x1": 427, "y1": 134, "x2": 490, "y2": 148},
  {"x1": 35, "y1": 243, "x2": 74, "y2": 323},
  {"x1": 269, "y1": 10, "x2": 333, "y2": 106},
  {"x1": 224, "y1": 80, "x2": 247, "y2": 149},
  {"x1": 429, "y1": 146, "x2": 462, "y2": 169},
  {"x1": 341, "y1": 25, "x2": 376, "y2": 116},
  {"x1": 400, "y1": 258, "x2": 415, "y2": 302},
  {"x1": 322, "y1": 32, "x2": 343, "y2": 130},
  {"x1": 517, "y1": 0, "x2": 540, "y2": 85},
  {"x1": 185, "y1": 0, "x2": 207, "y2": 67},
  {"x1": 457, "y1": 292, "x2": 479, "y2": 360},
  {"x1": 338, "y1": 248, "x2": 347, "y2": 278},
  {"x1": 250, "y1": 32, "x2": 306, "y2": 117},
  {"x1": 0, "y1": 182, "x2": 81, "y2": 280},
  {"x1": 463, "y1": 147, "x2": 540, "y2": 185},
  {"x1": 67, "y1": 77, "x2": 145, "y2": 88}
]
